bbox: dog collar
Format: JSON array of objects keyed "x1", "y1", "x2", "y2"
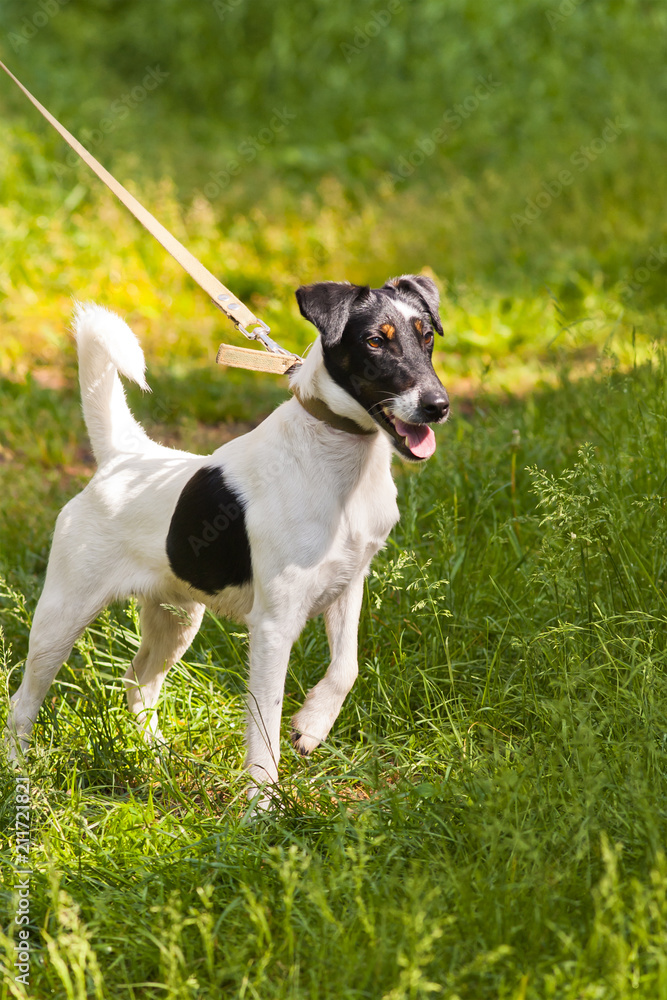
[{"x1": 291, "y1": 386, "x2": 378, "y2": 436}]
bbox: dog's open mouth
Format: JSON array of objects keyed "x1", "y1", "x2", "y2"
[{"x1": 378, "y1": 408, "x2": 437, "y2": 460}]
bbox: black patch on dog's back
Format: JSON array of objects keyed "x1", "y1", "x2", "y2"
[{"x1": 167, "y1": 466, "x2": 252, "y2": 595}]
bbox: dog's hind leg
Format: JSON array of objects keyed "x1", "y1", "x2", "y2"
[
  {"x1": 6, "y1": 491, "x2": 122, "y2": 757},
  {"x1": 122, "y1": 598, "x2": 205, "y2": 742},
  {"x1": 291, "y1": 573, "x2": 365, "y2": 755},
  {"x1": 7, "y1": 580, "x2": 109, "y2": 758}
]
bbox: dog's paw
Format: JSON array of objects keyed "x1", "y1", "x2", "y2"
[
  {"x1": 291, "y1": 698, "x2": 337, "y2": 754},
  {"x1": 147, "y1": 726, "x2": 166, "y2": 746},
  {"x1": 244, "y1": 783, "x2": 282, "y2": 818},
  {"x1": 3, "y1": 725, "x2": 29, "y2": 767},
  {"x1": 290, "y1": 726, "x2": 321, "y2": 756},
  {"x1": 132, "y1": 712, "x2": 165, "y2": 747}
]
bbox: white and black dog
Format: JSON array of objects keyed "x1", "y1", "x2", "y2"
[{"x1": 7, "y1": 275, "x2": 449, "y2": 803}]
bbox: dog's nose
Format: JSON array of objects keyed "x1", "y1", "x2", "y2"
[{"x1": 421, "y1": 390, "x2": 449, "y2": 421}]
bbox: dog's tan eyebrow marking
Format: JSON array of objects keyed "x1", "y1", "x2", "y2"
[
  {"x1": 414, "y1": 318, "x2": 423, "y2": 334},
  {"x1": 380, "y1": 323, "x2": 395, "y2": 339}
]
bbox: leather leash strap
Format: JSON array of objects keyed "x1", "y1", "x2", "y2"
[{"x1": 0, "y1": 60, "x2": 301, "y2": 373}]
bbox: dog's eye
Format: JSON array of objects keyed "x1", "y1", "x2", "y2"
[
  {"x1": 367, "y1": 335, "x2": 384, "y2": 348},
  {"x1": 423, "y1": 332, "x2": 434, "y2": 347}
]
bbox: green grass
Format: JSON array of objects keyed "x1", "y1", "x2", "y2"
[
  {"x1": 3, "y1": 341, "x2": 667, "y2": 998},
  {"x1": 2, "y1": 1, "x2": 667, "y2": 992}
]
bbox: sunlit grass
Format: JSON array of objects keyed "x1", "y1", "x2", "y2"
[{"x1": 2, "y1": 122, "x2": 664, "y2": 397}]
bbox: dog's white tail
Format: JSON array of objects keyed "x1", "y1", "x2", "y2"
[{"x1": 73, "y1": 302, "x2": 151, "y2": 465}]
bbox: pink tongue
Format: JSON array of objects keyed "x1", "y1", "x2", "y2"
[{"x1": 393, "y1": 418, "x2": 436, "y2": 459}]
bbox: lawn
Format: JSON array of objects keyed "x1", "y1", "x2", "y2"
[
  {"x1": 2, "y1": 1, "x2": 667, "y2": 996},
  {"x1": 3, "y1": 315, "x2": 667, "y2": 997}
]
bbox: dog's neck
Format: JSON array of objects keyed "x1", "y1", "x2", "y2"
[
  {"x1": 288, "y1": 338, "x2": 379, "y2": 436},
  {"x1": 291, "y1": 385, "x2": 377, "y2": 436}
]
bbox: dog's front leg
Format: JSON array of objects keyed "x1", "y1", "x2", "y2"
[
  {"x1": 245, "y1": 616, "x2": 295, "y2": 806},
  {"x1": 292, "y1": 572, "x2": 365, "y2": 755}
]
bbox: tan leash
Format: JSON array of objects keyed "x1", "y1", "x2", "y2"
[
  {"x1": 215, "y1": 342, "x2": 300, "y2": 375},
  {"x1": 0, "y1": 60, "x2": 302, "y2": 376}
]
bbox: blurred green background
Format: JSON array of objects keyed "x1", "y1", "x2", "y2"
[{"x1": 1, "y1": 0, "x2": 666, "y2": 387}]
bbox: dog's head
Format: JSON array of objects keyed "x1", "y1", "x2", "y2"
[{"x1": 296, "y1": 275, "x2": 449, "y2": 461}]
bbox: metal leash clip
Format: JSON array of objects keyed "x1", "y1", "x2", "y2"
[
  {"x1": 218, "y1": 317, "x2": 303, "y2": 374},
  {"x1": 239, "y1": 318, "x2": 300, "y2": 358}
]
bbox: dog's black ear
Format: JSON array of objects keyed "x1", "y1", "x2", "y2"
[
  {"x1": 383, "y1": 274, "x2": 443, "y2": 335},
  {"x1": 296, "y1": 282, "x2": 370, "y2": 346}
]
